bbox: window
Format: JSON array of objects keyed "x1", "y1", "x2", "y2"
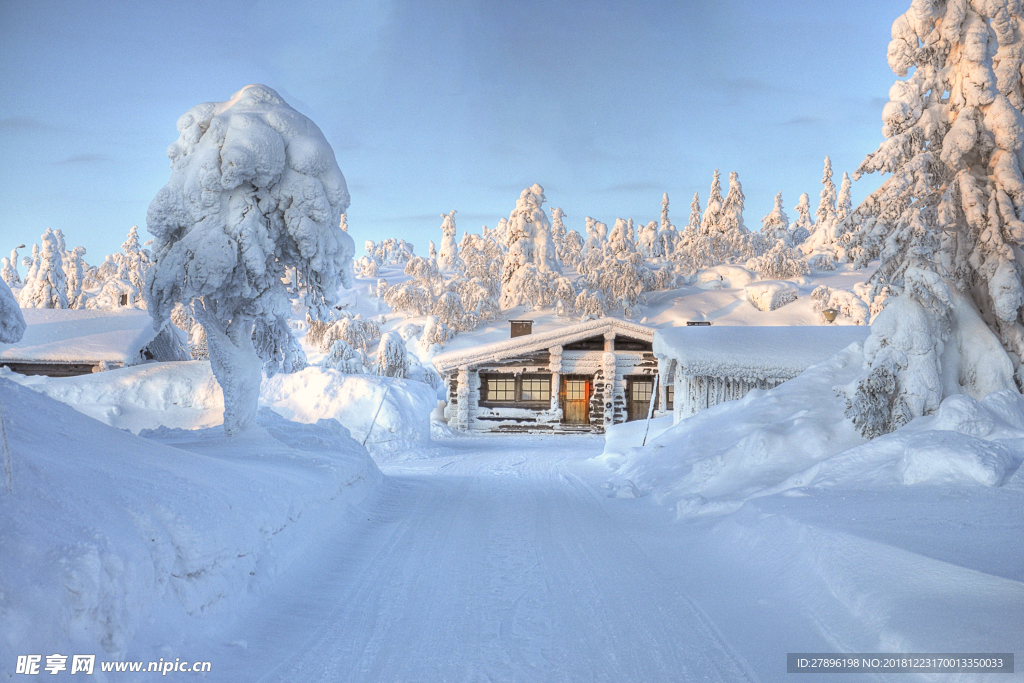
[
  {"x1": 521, "y1": 376, "x2": 551, "y2": 402},
  {"x1": 666, "y1": 384, "x2": 675, "y2": 410},
  {"x1": 564, "y1": 380, "x2": 588, "y2": 400},
  {"x1": 481, "y1": 373, "x2": 551, "y2": 405},
  {"x1": 631, "y1": 379, "x2": 653, "y2": 402},
  {"x1": 486, "y1": 377, "x2": 516, "y2": 402}
]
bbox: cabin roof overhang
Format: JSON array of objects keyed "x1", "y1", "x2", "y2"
[{"x1": 432, "y1": 317, "x2": 655, "y2": 374}]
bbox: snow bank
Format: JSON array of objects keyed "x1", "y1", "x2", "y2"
[
  {"x1": 696, "y1": 265, "x2": 756, "y2": 290},
  {"x1": 0, "y1": 378, "x2": 380, "y2": 671},
  {"x1": 744, "y1": 281, "x2": 798, "y2": 312},
  {"x1": 3, "y1": 361, "x2": 436, "y2": 453},
  {"x1": 605, "y1": 341, "x2": 1024, "y2": 518},
  {"x1": 654, "y1": 325, "x2": 869, "y2": 382}
]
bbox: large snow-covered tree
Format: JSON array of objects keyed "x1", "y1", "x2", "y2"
[
  {"x1": 790, "y1": 193, "x2": 814, "y2": 245},
  {"x1": 1, "y1": 246, "x2": 22, "y2": 287},
  {"x1": 761, "y1": 192, "x2": 791, "y2": 244},
  {"x1": 146, "y1": 85, "x2": 354, "y2": 435},
  {"x1": 500, "y1": 184, "x2": 562, "y2": 309},
  {"x1": 844, "y1": 1, "x2": 1024, "y2": 437}
]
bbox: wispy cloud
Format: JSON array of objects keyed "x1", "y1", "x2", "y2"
[
  {"x1": 0, "y1": 116, "x2": 55, "y2": 132},
  {"x1": 56, "y1": 153, "x2": 114, "y2": 165},
  {"x1": 779, "y1": 116, "x2": 824, "y2": 126}
]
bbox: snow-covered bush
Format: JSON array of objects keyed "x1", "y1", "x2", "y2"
[
  {"x1": 366, "y1": 237, "x2": 415, "y2": 265},
  {"x1": 745, "y1": 281, "x2": 799, "y2": 312},
  {"x1": 811, "y1": 285, "x2": 870, "y2": 325},
  {"x1": 745, "y1": 238, "x2": 808, "y2": 280},
  {"x1": 321, "y1": 339, "x2": 365, "y2": 374},
  {"x1": 843, "y1": 1, "x2": 1024, "y2": 435},
  {"x1": 356, "y1": 255, "x2": 379, "y2": 278},
  {"x1": 320, "y1": 315, "x2": 381, "y2": 353},
  {"x1": 807, "y1": 253, "x2": 837, "y2": 272},
  {"x1": 376, "y1": 331, "x2": 408, "y2": 379},
  {"x1": 146, "y1": 85, "x2": 354, "y2": 435}
]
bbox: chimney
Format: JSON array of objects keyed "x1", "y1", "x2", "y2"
[{"x1": 510, "y1": 320, "x2": 533, "y2": 338}]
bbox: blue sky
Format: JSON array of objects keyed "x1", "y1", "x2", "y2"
[{"x1": 0, "y1": 0, "x2": 900, "y2": 262}]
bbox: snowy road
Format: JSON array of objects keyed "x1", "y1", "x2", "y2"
[
  {"x1": 198, "y1": 436, "x2": 764, "y2": 682},
  {"x1": 189, "y1": 435, "x2": 1023, "y2": 683}
]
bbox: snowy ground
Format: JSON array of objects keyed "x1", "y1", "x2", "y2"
[{"x1": 170, "y1": 435, "x2": 1021, "y2": 683}]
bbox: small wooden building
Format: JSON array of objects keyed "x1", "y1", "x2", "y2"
[
  {"x1": 432, "y1": 318, "x2": 666, "y2": 434},
  {"x1": 0, "y1": 308, "x2": 188, "y2": 377},
  {"x1": 653, "y1": 325, "x2": 870, "y2": 423}
]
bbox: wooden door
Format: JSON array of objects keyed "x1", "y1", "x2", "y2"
[
  {"x1": 627, "y1": 377, "x2": 655, "y2": 421},
  {"x1": 560, "y1": 375, "x2": 591, "y2": 425}
]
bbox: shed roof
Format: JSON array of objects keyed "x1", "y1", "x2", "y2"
[
  {"x1": 654, "y1": 324, "x2": 869, "y2": 381},
  {"x1": 0, "y1": 308, "x2": 172, "y2": 365},
  {"x1": 432, "y1": 317, "x2": 654, "y2": 374}
]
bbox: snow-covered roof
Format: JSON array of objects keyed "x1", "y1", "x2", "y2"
[
  {"x1": 432, "y1": 318, "x2": 654, "y2": 373},
  {"x1": 654, "y1": 325, "x2": 870, "y2": 381},
  {"x1": 0, "y1": 308, "x2": 166, "y2": 364}
]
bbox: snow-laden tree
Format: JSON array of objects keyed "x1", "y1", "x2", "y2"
[
  {"x1": 428, "y1": 240, "x2": 437, "y2": 260},
  {"x1": 637, "y1": 220, "x2": 662, "y2": 258},
  {"x1": 837, "y1": 171, "x2": 853, "y2": 222},
  {"x1": 321, "y1": 338, "x2": 364, "y2": 374},
  {"x1": 550, "y1": 207, "x2": 583, "y2": 269},
  {"x1": 803, "y1": 157, "x2": 844, "y2": 259},
  {"x1": 19, "y1": 229, "x2": 67, "y2": 309},
  {"x1": 686, "y1": 193, "x2": 702, "y2": 235},
  {"x1": 790, "y1": 192, "x2": 814, "y2": 245},
  {"x1": 500, "y1": 184, "x2": 562, "y2": 310},
  {"x1": 607, "y1": 218, "x2": 638, "y2": 257},
  {"x1": 658, "y1": 193, "x2": 678, "y2": 256},
  {"x1": 319, "y1": 314, "x2": 381, "y2": 353},
  {"x1": 65, "y1": 246, "x2": 86, "y2": 309},
  {"x1": 383, "y1": 256, "x2": 443, "y2": 316},
  {"x1": 746, "y1": 238, "x2": 809, "y2": 280},
  {"x1": 1, "y1": 246, "x2": 22, "y2": 287},
  {"x1": 431, "y1": 290, "x2": 466, "y2": 330},
  {"x1": 721, "y1": 171, "x2": 748, "y2": 235},
  {"x1": 451, "y1": 231, "x2": 502, "y2": 326},
  {"x1": 367, "y1": 238, "x2": 415, "y2": 265},
  {"x1": 146, "y1": 85, "x2": 354, "y2": 435},
  {"x1": 419, "y1": 315, "x2": 455, "y2": 352},
  {"x1": 701, "y1": 170, "x2": 725, "y2": 234},
  {"x1": 844, "y1": 1, "x2": 1024, "y2": 437},
  {"x1": 584, "y1": 217, "x2": 607, "y2": 253},
  {"x1": 376, "y1": 331, "x2": 408, "y2": 378},
  {"x1": 0, "y1": 278, "x2": 26, "y2": 343},
  {"x1": 118, "y1": 226, "x2": 151, "y2": 297},
  {"x1": 761, "y1": 192, "x2": 791, "y2": 244},
  {"x1": 21, "y1": 244, "x2": 39, "y2": 284},
  {"x1": 437, "y1": 210, "x2": 460, "y2": 270}
]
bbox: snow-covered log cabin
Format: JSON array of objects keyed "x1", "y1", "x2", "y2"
[
  {"x1": 653, "y1": 325, "x2": 870, "y2": 423},
  {"x1": 432, "y1": 318, "x2": 664, "y2": 434},
  {"x1": 0, "y1": 308, "x2": 188, "y2": 376}
]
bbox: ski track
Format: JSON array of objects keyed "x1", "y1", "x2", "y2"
[{"x1": 204, "y1": 436, "x2": 757, "y2": 683}]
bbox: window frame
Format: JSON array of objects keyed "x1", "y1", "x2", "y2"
[{"x1": 479, "y1": 372, "x2": 553, "y2": 408}]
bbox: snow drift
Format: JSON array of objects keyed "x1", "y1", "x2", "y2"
[
  {"x1": 604, "y1": 341, "x2": 1024, "y2": 518},
  {"x1": 0, "y1": 377, "x2": 381, "y2": 672},
  {"x1": 4, "y1": 361, "x2": 436, "y2": 453}
]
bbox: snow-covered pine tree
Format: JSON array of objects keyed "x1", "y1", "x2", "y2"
[
  {"x1": 803, "y1": 157, "x2": 842, "y2": 258},
  {"x1": 22, "y1": 244, "x2": 39, "y2": 284},
  {"x1": 761, "y1": 192, "x2": 791, "y2": 244},
  {"x1": 376, "y1": 331, "x2": 408, "y2": 378},
  {"x1": 815, "y1": 156, "x2": 838, "y2": 227},
  {"x1": 437, "y1": 210, "x2": 460, "y2": 270},
  {"x1": 146, "y1": 85, "x2": 354, "y2": 435},
  {"x1": 686, "y1": 193, "x2": 702, "y2": 235},
  {"x1": 844, "y1": 0, "x2": 1024, "y2": 437},
  {"x1": 428, "y1": 241, "x2": 437, "y2": 260},
  {"x1": 700, "y1": 170, "x2": 724, "y2": 235},
  {"x1": 790, "y1": 192, "x2": 814, "y2": 245},
  {"x1": 721, "y1": 171, "x2": 748, "y2": 235},
  {"x1": 19, "y1": 229, "x2": 67, "y2": 309},
  {"x1": 658, "y1": 193, "x2": 678, "y2": 255},
  {"x1": 837, "y1": 171, "x2": 853, "y2": 222},
  {"x1": 431, "y1": 291, "x2": 466, "y2": 331},
  {"x1": 120, "y1": 225, "x2": 150, "y2": 297}
]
